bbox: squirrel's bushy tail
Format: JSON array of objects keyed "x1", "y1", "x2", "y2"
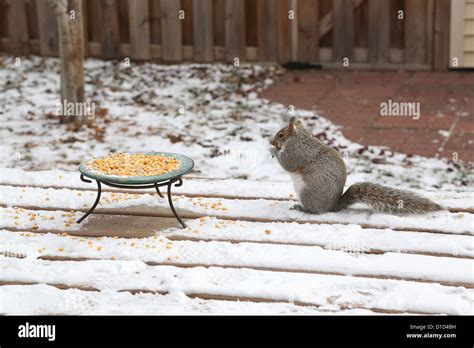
[{"x1": 334, "y1": 182, "x2": 443, "y2": 215}]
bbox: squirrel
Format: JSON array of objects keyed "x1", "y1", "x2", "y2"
[{"x1": 270, "y1": 118, "x2": 444, "y2": 215}]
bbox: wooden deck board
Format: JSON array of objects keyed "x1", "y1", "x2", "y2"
[
  {"x1": 2, "y1": 185, "x2": 472, "y2": 235},
  {"x1": 1, "y1": 208, "x2": 473, "y2": 259},
  {"x1": 1, "y1": 169, "x2": 472, "y2": 314},
  {"x1": 1, "y1": 258, "x2": 472, "y2": 314},
  {"x1": 1, "y1": 284, "x2": 361, "y2": 315},
  {"x1": 1, "y1": 169, "x2": 472, "y2": 211},
  {"x1": 1, "y1": 229, "x2": 472, "y2": 287}
]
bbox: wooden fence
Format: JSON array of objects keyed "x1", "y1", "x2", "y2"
[{"x1": 0, "y1": 0, "x2": 451, "y2": 70}]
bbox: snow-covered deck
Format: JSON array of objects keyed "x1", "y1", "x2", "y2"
[{"x1": 0, "y1": 168, "x2": 473, "y2": 315}]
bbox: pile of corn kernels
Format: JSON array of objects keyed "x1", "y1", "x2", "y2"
[{"x1": 89, "y1": 152, "x2": 181, "y2": 177}]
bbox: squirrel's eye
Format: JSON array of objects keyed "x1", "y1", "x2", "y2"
[{"x1": 278, "y1": 133, "x2": 283, "y2": 138}]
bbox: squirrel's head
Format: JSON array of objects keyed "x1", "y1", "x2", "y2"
[{"x1": 271, "y1": 117, "x2": 304, "y2": 150}]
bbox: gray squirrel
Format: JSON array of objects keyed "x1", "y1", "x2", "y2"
[{"x1": 270, "y1": 118, "x2": 443, "y2": 215}]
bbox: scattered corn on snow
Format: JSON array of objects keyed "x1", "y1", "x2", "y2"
[
  {"x1": 2, "y1": 210, "x2": 472, "y2": 258},
  {"x1": 2, "y1": 223, "x2": 472, "y2": 286},
  {"x1": 1, "y1": 187, "x2": 473, "y2": 234}
]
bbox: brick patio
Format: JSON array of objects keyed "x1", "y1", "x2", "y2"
[{"x1": 262, "y1": 70, "x2": 474, "y2": 162}]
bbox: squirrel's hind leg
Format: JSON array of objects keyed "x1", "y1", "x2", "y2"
[{"x1": 292, "y1": 189, "x2": 329, "y2": 215}]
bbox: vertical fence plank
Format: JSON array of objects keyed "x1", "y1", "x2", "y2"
[
  {"x1": 25, "y1": 0, "x2": 39, "y2": 40},
  {"x1": 245, "y1": 0, "x2": 258, "y2": 47},
  {"x1": 404, "y1": 0, "x2": 427, "y2": 64},
  {"x1": 333, "y1": 0, "x2": 354, "y2": 62},
  {"x1": 257, "y1": 0, "x2": 277, "y2": 61},
  {"x1": 150, "y1": 0, "x2": 161, "y2": 44},
  {"x1": 129, "y1": 0, "x2": 151, "y2": 60},
  {"x1": 118, "y1": 0, "x2": 130, "y2": 43},
  {"x1": 368, "y1": 0, "x2": 390, "y2": 63},
  {"x1": 276, "y1": 0, "x2": 292, "y2": 63},
  {"x1": 433, "y1": 0, "x2": 449, "y2": 70},
  {"x1": 390, "y1": 0, "x2": 404, "y2": 49},
  {"x1": 161, "y1": 0, "x2": 183, "y2": 61},
  {"x1": 297, "y1": 0, "x2": 319, "y2": 62},
  {"x1": 82, "y1": 0, "x2": 89, "y2": 56},
  {"x1": 193, "y1": 0, "x2": 213, "y2": 61},
  {"x1": 225, "y1": 0, "x2": 246, "y2": 61},
  {"x1": 36, "y1": 0, "x2": 59, "y2": 56},
  {"x1": 0, "y1": 0, "x2": 8, "y2": 39},
  {"x1": 353, "y1": 0, "x2": 367, "y2": 49},
  {"x1": 181, "y1": 0, "x2": 193, "y2": 45},
  {"x1": 213, "y1": 0, "x2": 225, "y2": 47},
  {"x1": 425, "y1": 0, "x2": 434, "y2": 66},
  {"x1": 88, "y1": 0, "x2": 105, "y2": 47},
  {"x1": 101, "y1": 0, "x2": 120, "y2": 58},
  {"x1": 6, "y1": 0, "x2": 29, "y2": 55},
  {"x1": 88, "y1": 0, "x2": 102, "y2": 43}
]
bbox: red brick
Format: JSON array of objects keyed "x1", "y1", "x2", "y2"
[{"x1": 263, "y1": 70, "x2": 474, "y2": 161}]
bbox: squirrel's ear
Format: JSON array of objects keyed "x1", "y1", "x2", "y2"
[
  {"x1": 288, "y1": 122, "x2": 296, "y2": 133},
  {"x1": 289, "y1": 117, "x2": 303, "y2": 130}
]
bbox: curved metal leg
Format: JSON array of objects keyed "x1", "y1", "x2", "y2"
[
  {"x1": 77, "y1": 180, "x2": 102, "y2": 223},
  {"x1": 155, "y1": 185, "x2": 164, "y2": 198},
  {"x1": 166, "y1": 178, "x2": 186, "y2": 228}
]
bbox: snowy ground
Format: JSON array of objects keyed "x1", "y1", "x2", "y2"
[
  {"x1": 0, "y1": 56, "x2": 473, "y2": 315},
  {"x1": 1, "y1": 56, "x2": 473, "y2": 189}
]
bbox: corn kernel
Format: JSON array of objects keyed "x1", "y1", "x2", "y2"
[{"x1": 90, "y1": 152, "x2": 181, "y2": 177}]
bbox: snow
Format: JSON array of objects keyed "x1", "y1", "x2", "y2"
[
  {"x1": 2, "y1": 207, "x2": 472, "y2": 258},
  {"x1": 1, "y1": 56, "x2": 473, "y2": 190},
  {"x1": 0, "y1": 229, "x2": 471, "y2": 286},
  {"x1": 1, "y1": 257, "x2": 472, "y2": 315},
  {"x1": 2, "y1": 284, "x2": 369, "y2": 315},
  {"x1": 1, "y1": 186, "x2": 472, "y2": 234},
  {"x1": 1, "y1": 55, "x2": 473, "y2": 315}
]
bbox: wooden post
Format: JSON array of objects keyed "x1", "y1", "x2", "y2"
[
  {"x1": 257, "y1": 0, "x2": 278, "y2": 61},
  {"x1": 161, "y1": 0, "x2": 183, "y2": 61},
  {"x1": 368, "y1": 0, "x2": 390, "y2": 63},
  {"x1": 129, "y1": 0, "x2": 151, "y2": 60},
  {"x1": 193, "y1": 0, "x2": 213, "y2": 61},
  {"x1": 49, "y1": 0, "x2": 86, "y2": 124},
  {"x1": 333, "y1": 0, "x2": 354, "y2": 62},
  {"x1": 6, "y1": 0, "x2": 29, "y2": 56},
  {"x1": 225, "y1": 0, "x2": 246, "y2": 62},
  {"x1": 297, "y1": 0, "x2": 319, "y2": 63}
]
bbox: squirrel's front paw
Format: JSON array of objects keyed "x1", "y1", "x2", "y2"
[{"x1": 269, "y1": 147, "x2": 278, "y2": 157}]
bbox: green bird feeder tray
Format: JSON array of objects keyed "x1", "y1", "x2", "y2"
[{"x1": 77, "y1": 152, "x2": 194, "y2": 228}]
